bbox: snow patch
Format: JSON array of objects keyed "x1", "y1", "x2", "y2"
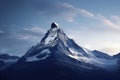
[
  {"x1": 26, "y1": 55, "x2": 50, "y2": 62},
  {"x1": 26, "y1": 49, "x2": 51, "y2": 62},
  {"x1": 67, "y1": 54, "x2": 118, "y2": 70},
  {"x1": 41, "y1": 49, "x2": 51, "y2": 54},
  {"x1": 69, "y1": 48, "x2": 82, "y2": 56}
]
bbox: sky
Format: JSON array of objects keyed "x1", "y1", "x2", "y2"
[{"x1": 0, "y1": 0, "x2": 120, "y2": 56}]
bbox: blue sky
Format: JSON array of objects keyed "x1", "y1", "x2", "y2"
[{"x1": 0, "y1": 0, "x2": 120, "y2": 56}]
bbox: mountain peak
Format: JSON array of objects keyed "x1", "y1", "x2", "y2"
[{"x1": 51, "y1": 22, "x2": 60, "y2": 29}]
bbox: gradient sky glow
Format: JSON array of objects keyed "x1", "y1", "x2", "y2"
[{"x1": 0, "y1": 0, "x2": 120, "y2": 56}]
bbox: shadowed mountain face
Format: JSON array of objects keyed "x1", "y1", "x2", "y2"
[
  {"x1": 0, "y1": 54, "x2": 19, "y2": 60},
  {"x1": 0, "y1": 22, "x2": 120, "y2": 80}
]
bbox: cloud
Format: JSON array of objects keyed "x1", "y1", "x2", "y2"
[
  {"x1": 40, "y1": 2, "x2": 79, "y2": 22},
  {"x1": 24, "y1": 27, "x2": 46, "y2": 34},
  {"x1": 55, "y1": 2, "x2": 95, "y2": 22},
  {"x1": 70, "y1": 7, "x2": 120, "y2": 31},
  {"x1": 57, "y1": 2, "x2": 120, "y2": 31},
  {"x1": 0, "y1": 25, "x2": 46, "y2": 56},
  {"x1": 57, "y1": 2, "x2": 120, "y2": 32},
  {"x1": 100, "y1": 47, "x2": 120, "y2": 56},
  {"x1": 34, "y1": 1, "x2": 95, "y2": 22},
  {"x1": 102, "y1": 19, "x2": 117, "y2": 29},
  {"x1": 111, "y1": 16, "x2": 120, "y2": 21},
  {"x1": 16, "y1": 34, "x2": 31, "y2": 40},
  {"x1": 99, "y1": 42, "x2": 120, "y2": 55},
  {"x1": 15, "y1": 34, "x2": 42, "y2": 42},
  {"x1": 0, "y1": 30, "x2": 3, "y2": 33},
  {"x1": 78, "y1": 9, "x2": 95, "y2": 18},
  {"x1": 0, "y1": 30, "x2": 44, "y2": 56},
  {"x1": 21, "y1": 26, "x2": 46, "y2": 41},
  {"x1": 59, "y1": 3, "x2": 95, "y2": 22},
  {"x1": 96, "y1": 15, "x2": 120, "y2": 31},
  {"x1": 0, "y1": 0, "x2": 97, "y2": 22}
]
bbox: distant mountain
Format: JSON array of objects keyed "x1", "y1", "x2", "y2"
[
  {"x1": 1, "y1": 22, "x2": 120, "y2": 80},
  {"x1": 92, "y1": 50, "x2": 112, "y2": 59},
  {"x1": 113, "y1": 53, "x2": 120, "y2": 59},
  {"x1": 0, "y1": 54, "x2": 19, "y2": 60},
  {"x1": 0, "y1": 53, "x2": 19, "y2": 70}
]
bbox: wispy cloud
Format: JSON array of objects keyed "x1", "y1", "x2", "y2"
[
  {"x1": 78, "y1": 9, "x2": 95, "y2": 18},
  {"x1": 62, "y1": 2, "x2": 120, "y2": 31},
  {"x1": 56, "y1": 2, "x2": 95, "y2": 22},
  {"x1": 16, "y1": 34, "x2": 31, "y2": 40},
  {"x1": 50, "y1": 2, "x2": 80, "y2": 22},
  {"x1": 0, "y1": 30, "x2": 3, "y2": 33},
  {"x1": 111, "y1": 16, "x2": 120, "y2": 21},
  {"x1": 58, "y1": 2, "x2": 120, "y2": 31},
  {"x1": 16, "y1": 34, "x2": 41, "y2": 42},
  {"x1": 99, "y1": 42, "x2": 120, "y2": 55},
  {"x1": 96, "y1": 15, "x2": 120, "y2": 31},
  {"x1": 37, "y1": 2, "x2": 95, "y2": 22},
  {"x1": 102, "y1": 19, "x2": 118, "y2": 29},
  {"x1": 21, "y1": 26, "x2": 46, "y2": 41},
  {"x1": 24, "y1": 27, "x2": 46, "y2": 34}
]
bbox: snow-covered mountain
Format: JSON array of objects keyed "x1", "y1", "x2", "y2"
[
  {"x1": 1, "y1": 22, "x2": 120, "y2": 80},
  {"x1": 18, "y1": 22, "x2": 118, "y2": 70}
]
